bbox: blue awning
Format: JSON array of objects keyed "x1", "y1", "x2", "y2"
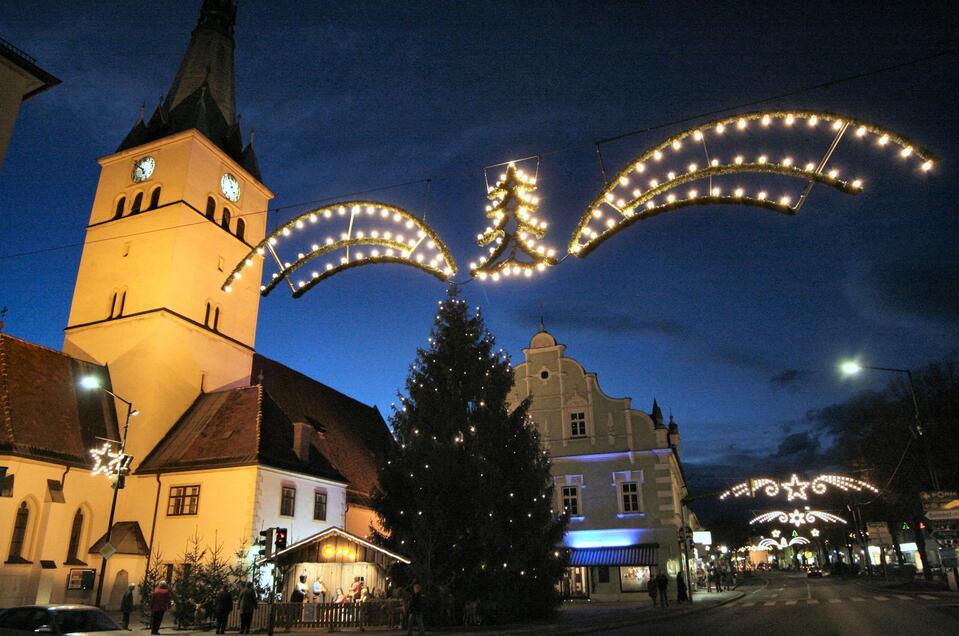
[{"x1": 568, "y1": 544, "x2": 658, "y2": 567}]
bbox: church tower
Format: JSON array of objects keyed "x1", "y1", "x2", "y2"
[{"x1": 63, "y1": 0, "x2": 273, "y2": 460}]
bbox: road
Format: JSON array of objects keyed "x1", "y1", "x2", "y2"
[{"x1": 606, "y1": 570, "x2": 958, "y2": 635}]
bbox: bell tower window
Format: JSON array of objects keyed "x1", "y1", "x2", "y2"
[
  {"x1": 235, "y1": 217, "x2": 245, "y2": 241},
  {"x1": 149, "y1": 186, "x2": 161, "y2": 210},
  {"x1": 204, "y1": 302, "x2": 212, "y2": 327},
  {"x1": 205, "y1": 197, "x2": 216, "y2": 219},
  {"x1": 221, "y1": 208, "x2": 231, "y2": 231},
  {"x1": 114, "y1": 196, "x2": 126, "y2": 220},
  {"x1": 212, "y1": 306, "x2": 220, "y2": 331},
  {"x1": 130, "y1": 192, "x2": 143, "y2": 214}
]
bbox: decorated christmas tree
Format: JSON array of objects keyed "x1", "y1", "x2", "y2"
[
  {"x1": 372, "y1": 286, "x2": 566, "y2": 624},
  {"x1": 470, "y1": 163, "x2": 558, "y2": 281}
]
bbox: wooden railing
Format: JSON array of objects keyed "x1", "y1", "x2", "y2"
[{"x1": 227, "y1": 600, "x2": 405, "y2": 632}]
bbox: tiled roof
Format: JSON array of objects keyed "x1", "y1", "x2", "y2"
[
  {"x1": 0, "y1": 334, "x2": 119, "y2": 466},
  {"x1": 568, "y1": 544, "x2": 660, "y2": 567},
  {"x1": 137, "y1": 385, "x2": 345, "y2": 483},
  {"x1": 252, "y1": 354, "x2": 393, "y2": 500},
  {"x1": 89, "y1": 521, "x2": 149, "y2": 556}
]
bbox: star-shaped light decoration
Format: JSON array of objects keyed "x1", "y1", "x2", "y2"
[
  {"x1": 781, "y1": 474, "x2": 810, "y2": 501},
  {"x1": 788, "y1": 509, "x2": 809, "y2": 527},
  {"x1": 771, "y1": 529, "x2": 782, "y2": 538},
  {"x1": 811, "y1": 528, "x2": 820, "y2": 537},
  {"x1": 90, "y1": 441, "x2": 126, "y2": 481}
]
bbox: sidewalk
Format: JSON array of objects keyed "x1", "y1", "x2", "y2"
[{"x1": 113, "y1": 589, "x2": 744, "y2": 636}]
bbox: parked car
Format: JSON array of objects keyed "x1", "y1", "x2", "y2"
[
  {"x1": 0, "y1": 605, "x2": 126, "y2": 636},
  {"x1": 806, "y1": 566, "x2": 824, "y2": 578}
]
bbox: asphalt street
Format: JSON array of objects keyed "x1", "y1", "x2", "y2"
[{"x1": 606, "y1": 571, "x2": 958, "y2": 635}]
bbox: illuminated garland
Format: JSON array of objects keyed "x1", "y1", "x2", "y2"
[
  {"x1": 90, "y1": 442, "x2": 128, "y2": 481},
  {"x1": 222, "y1": 201, "x2": 457, "y2": 296},
  {"x1": 470, "y1": 163, "x2": 558, "y2": 281},
  {"x1": 719, "y1": 473, "x2": 878, "y2": 501},
  {"x1": 758, "y1": 536, "x2": 810, "y2": 549},
  {"x1": 569, "y1": 110, "x2": 936, "y2": 258},
  {"x1": 750, "y1": 507, "x2": 847, "y2": 528}
]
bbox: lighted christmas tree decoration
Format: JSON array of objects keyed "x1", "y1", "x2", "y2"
[
  {"x1": 569, "y1": 110, "x2": 935, "y2": 258},
  {"x1": 470, "y1": 162, "x2": 558, "y2": 281},
  {"x1": 222, "y1": 201, "x2": 457, "y2": 297},
  {"x1": 750, "y1": 507, "x2": 847, "y2": 528}
]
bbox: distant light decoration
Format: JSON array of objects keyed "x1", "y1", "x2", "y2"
[
  {"x1": 569, "y1": 110, "x2": 935, "y2": 258},
  {"x1": 222, "y1": 201, "x2": 457, "y2": 297},
  {"x1": 750, "y1": 507, "x2": 847, "y2": 528},
  {"x1": 470, "y1": 162, "x2": 558, "y2": 281},
  {"x1": 90, "y1": 441, "x2": 128, "y2": 481},
  {"x1": 719, "y1": 473, "x2": 877, "y2": 501},
  {"x1": 811, "y1": 528, "x2": 821, "y2": 538},
  {"x1": 758, "y1": 536, "x2": 811, "y2": 549}
]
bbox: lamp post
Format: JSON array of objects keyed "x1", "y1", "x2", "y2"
[{"x1": 81, "y1": 376, "x2": 137, "y2": 608}]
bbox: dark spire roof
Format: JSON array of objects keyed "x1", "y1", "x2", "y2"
[
  {"x1": 117, "y1": 0, "x2": 261, "y2": 182},
  {"x1": 651, "y1": 398, "x2": 665, "y2": 428}
]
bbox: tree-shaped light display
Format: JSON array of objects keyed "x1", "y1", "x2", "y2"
[
  {"x1": 469, "y1": 163, "x2": 558, "y2": 281},
  {"x1": 222, "y1": 201, "x2": 457, "y2": 297},
  {"x1": 569, "y1": 110, "x2": 935, "y2": 258}
]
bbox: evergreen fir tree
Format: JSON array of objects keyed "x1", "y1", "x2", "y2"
[{"x1": 373, "y1": 286, "x2": 567, "y2": 624}]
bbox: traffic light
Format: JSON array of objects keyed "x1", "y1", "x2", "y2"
[
  {"x1": 274, "y1": 528, "x2": 288, "y2": 551},
  {"x1": 258, "y1": 528, "x2": 274, "y2": 558}
]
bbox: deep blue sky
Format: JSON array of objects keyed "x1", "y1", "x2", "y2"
[{"x1": 2, "y1": 1, "x2": 957, "y2": 484}]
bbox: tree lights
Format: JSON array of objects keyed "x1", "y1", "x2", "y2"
[
  {"x1": 569, "y1": 110, "x2": 935, "y2": 258},
  {"x1": 221, "y1": 201, "x2": 457, "y2": 297},
  {"x1": 470, "y1": 163, "x2": 558, "y2": 281}
]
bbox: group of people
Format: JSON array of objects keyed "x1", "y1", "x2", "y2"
[
  {"x1": 701, "y1": 565, "x2": 732, "y2": 592},
  {"x1": 290, "y1": 574, "x2": 370, "y2": 604},
  {"x1": 138, "y1": 581, "x2": 259, "y2": 635},
  {"x1": 646, "y1": 572, "x2": 689, "y2": 607}
]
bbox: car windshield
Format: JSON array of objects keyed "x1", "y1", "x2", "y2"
[{"x1": 53, "y1": 609, "x2": 121, "y2": 633}]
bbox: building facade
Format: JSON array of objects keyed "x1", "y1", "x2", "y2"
[
  {"x1": 0, "y1": 36, "x2": 59, "y2": 174},
  {"x1": 507, "y1": 328, "x2": 691, "y2": 601},
  {"x1": 1, "y1": 0, "x2": 393, "y2": 609}
]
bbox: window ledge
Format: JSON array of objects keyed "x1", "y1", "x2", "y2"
[
  {"x1": 617, "y1": 512, "x2": 645, "y2": 519},
  {"x1": 4, "y1": 557, "x2": 32, "y2": 565},
  {"x1": 64, "y1": 558, "x2": 88, "y2": 566}
]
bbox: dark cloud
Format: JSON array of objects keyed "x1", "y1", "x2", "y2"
[{"x1": 770, "y1": 368, "x2": 810, "y2": 391}]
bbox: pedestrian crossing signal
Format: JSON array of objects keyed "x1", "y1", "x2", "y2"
[{"x1": 274, "y1": 528, "x2": 288, "y2": 551}]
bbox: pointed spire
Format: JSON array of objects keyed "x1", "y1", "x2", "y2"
[
  {"x1": 651, "y1": 399, "x2": 664, "y2": 428},
  {"x1": 164, "y1": 0, "x2": 237, "y2": 124}
]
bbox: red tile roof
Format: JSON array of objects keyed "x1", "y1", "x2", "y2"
[{"x1": 0, "y1": 334, "x2": 119, "y2": 466}]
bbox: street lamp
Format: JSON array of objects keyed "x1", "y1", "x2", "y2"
[
  {"x1": 80, "y1": 375, "x2": 137, "y2": 608},
  {"x1": 838, "y1": 359, "x2": 939, "y2": 490}
]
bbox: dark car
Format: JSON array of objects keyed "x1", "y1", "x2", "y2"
[
  {"x1": 806, "y1": 566, "x2": 824, "y2": 578},
  {"x1": 0, "y1": 605, "x2": 126, "y2": 636}
]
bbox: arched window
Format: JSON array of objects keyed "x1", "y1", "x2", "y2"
[
  {"x1": 7, "y1": 502, "x2": 30, "y2": 562},
  {"x1": 235, "y1": 217, "x2": 246, "y2": 241},
  {"x1": 205, "y1": 197, "x2": 216, "y2": 219},
  {"x1": 109, "y1": 292, "x2": 118, "y2": 319},
  {"x1": 66, "y1": 509, "x2": 83, "y2": 563},
  {"x1": 221, "y1": 208, "x2": 231, "y2": 231},
  {"x1": 204, "y1": 302, "x2": 211, "y2": 327},
  {"x1": 114, "y1": 196, "x2": 126, "y2": 220},
  {"x1": 131, "y1": 192, "x2": 143, "y2": 214},
  {"x1": 213, "y1": 306, "x2": 220, "y2": 331},
  {"x1": 117, "y1": 290, "x2": 127, "y2": 317},
  {"x1": 149, "y1": 186, "x2": 161, "y2": 210}
]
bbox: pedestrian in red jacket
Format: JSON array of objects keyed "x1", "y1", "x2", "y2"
[{"x1": 149, "y1": 582, "x2": 172, "y2": 635}]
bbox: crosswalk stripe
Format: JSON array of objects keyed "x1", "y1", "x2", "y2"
[
  {"x1": 741, "y1": 602, "x2": 756, "y2": 607},
  {"x1": 785, "y1": 600, "x2": 797, "y2": 605},
  {"x1": 807, "y1": 599, "x2": 819, "y2": 604},
  {"x1": 828, "y1": 598, "x2": 840, "y2": 603},
  {"x1": 851, "y1": 597, "x2": 865, "y2": 602},
  {"x1": 895, "y1": 595, "x2": 911, "y2": 600},
  {"x1": 763, "y1": 601, "x2": 776, "y2": 606},
  {"x1": 874, "y1": 596, "x2": 889, "y2": 601},
  {"x1": 919, "y1": 594, "x2": 937, "y2": 600}
]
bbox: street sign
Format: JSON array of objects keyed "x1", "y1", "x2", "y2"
[
  {"x1": 98, "y1": 542, "x2": 117, "y2": 560},
  {"x1": 926, "y1": 510, "x2": 959, "y2": 521}
]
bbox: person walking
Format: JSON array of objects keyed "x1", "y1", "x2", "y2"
[
  {"x1": 647, "y1": 577, "x2": 659, "y2": 607},
  {"x1": 239, "y1": 582, "x2": 257, "y2": 634},
  {"x1": 655, "y1": 572, "x2": 669, "y2": 607},
  {"x1": 406, "y1": 583, "x2": 425, "y2": 636},
  {"x1": 149, "y1": 582, "x2": 171, "y2": 635},
  {"x1": 120, "y1": 585, "x2": 135, "y2": 630},
  {"x1": 676, "y1": 572, "x2": 688, "y2": 603},
  {"x1": 215, "y1": 585, "x2": 233, "y2": 634}
]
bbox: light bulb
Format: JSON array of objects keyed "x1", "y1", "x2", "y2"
[
  {"x1": 716, "y1": 123, "x2": 726, "y2": 134},
  {"x1": 737, "y1": 118, "x2": 747, "y2": 129}
]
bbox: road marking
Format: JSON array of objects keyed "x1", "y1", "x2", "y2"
[
  {"x1": 874, "y1": 596, "x2": 889, "y2": 601},
  {"x1": 919, "y1": 594, "x2": 937, "y2": 600},
  {"x1": 807, "y1": 599, "x2": 819, "y2": 604},
  {"x1": 828, "y1": 598, "x2": 841, "y2": 603},
  {"x1": 763, "y1": 601, "x2": 776, "y2": 607},
  {"x1": 895, "y1": 595, "x2": 912, "y2": 600},
  {"x1": 785, "y1": 600, "x2": 797, "y2": 605},
  {"x1": 851, "y1": 596, "x2": 865, "y2": 602},
  {"x1": 741, "y1": 602, "x2": 756, "y2": 607}
]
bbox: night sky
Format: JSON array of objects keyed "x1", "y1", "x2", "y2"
[{"x1": 2, "y1": 1, "x2": 957, "y2": 494}]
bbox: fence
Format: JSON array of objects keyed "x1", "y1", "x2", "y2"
[{"x1": 227, "y1": 600, "x2": 405, "y2": 632}]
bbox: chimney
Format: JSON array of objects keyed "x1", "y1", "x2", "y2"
[{"x1": 292, "y1": 422, "x2": 313, "y2": 462}]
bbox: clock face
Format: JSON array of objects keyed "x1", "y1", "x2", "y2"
[
  {"x1": 131, "y1": 156, "x2": 156, "y2": 182},
  {"x1": 220, "y1": 173, "x2": 241, "y2": 202}
]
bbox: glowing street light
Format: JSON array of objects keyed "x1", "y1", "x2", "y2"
[{"x1": 838, "y1": 360, "x2": 863, "y2": 376}]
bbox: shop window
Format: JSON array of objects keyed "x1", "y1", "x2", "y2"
[
  {"x1": 622, "y1": 482, "x2": 641, "y2": 512},
  {"x1": 313, "y1": 491, "x2": 327, "y2": 521},
  {"x1": 598, "y1": 566, "x2": 610, "y2": 583},
  {"x1": 6, "y1": 501, "x2": 30, "y2": 563},
  {"x1": 280, "y1": 486, "x2": 296, "y2": 517},
  {"x1": 570, "y1": 412, "x2": 587, "y2": 438},
  {"x1": 167, "y1": 485, "x2": 200, "y2": 516},
  {"x1": 562, "y1": 486, "x2": 580, "y2": 516}
]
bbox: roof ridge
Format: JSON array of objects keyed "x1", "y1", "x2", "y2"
[
  {"x1": 0, "y1": 332, "x2": 108, "y2": 365},
  {"x1": 254, "y1": 353, "x2": 378, "y2": 412},
  {"x1": 0, "y1": 334, "x2": 14, "y2": 441}
]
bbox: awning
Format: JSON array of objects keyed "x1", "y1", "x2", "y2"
[{"x1": 568, "y1": 544, "x2": 658, "y2": 567}]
